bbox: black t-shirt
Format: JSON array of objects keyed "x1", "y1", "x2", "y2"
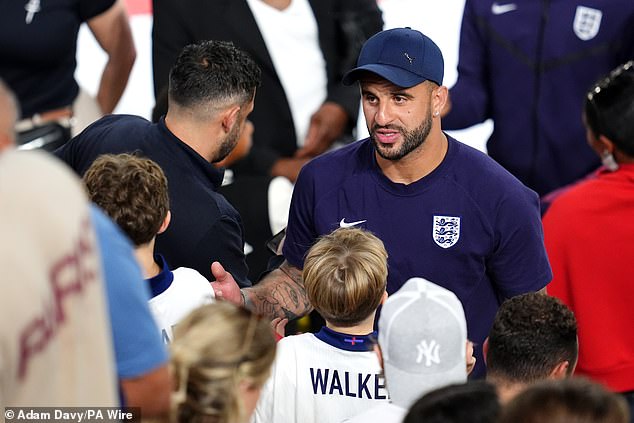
[
  {"x1": 0, "y1": 0, "x2": 114, "y2": 118},
  {"x1": 54, "y1": 115, "x2": 252, "y2": 287}
]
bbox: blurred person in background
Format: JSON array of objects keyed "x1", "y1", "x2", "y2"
[
  {"x1": 403, "y1": 381, "x2": 500, "y2": 423},
  {"x1": 0, "y1": 0, "x2": 136, "y2": 150},
  {"x1": 499, "y1": 378, "x2": 630, "y2": 423},
  {"x1": 168, "y1": 302, "x2": 276, "y2": 423},
  {"x1": 443, "y1": 0, "x2": 634, "y2": 196}
]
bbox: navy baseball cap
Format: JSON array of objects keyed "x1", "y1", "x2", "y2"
[{"x1": 342, "y1": 27, "x2": 444, "y2": 88}]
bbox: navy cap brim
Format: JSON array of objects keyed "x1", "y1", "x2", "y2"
[{"x1": 342, "y1": 63, "x2": 428, "y2": 88}]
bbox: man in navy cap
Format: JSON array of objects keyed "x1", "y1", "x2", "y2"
[{"x1": 214, "y1": 28, "x2": 552, "y2": 378}]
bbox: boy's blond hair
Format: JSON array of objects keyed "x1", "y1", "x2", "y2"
[{"x1": 303, "y1": 228, "x2": 388, "y2": 327}]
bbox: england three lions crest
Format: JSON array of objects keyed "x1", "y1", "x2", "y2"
[
  {"x1": 573, "y1": 6, "x2": 602, "y2": 41},
  {"x1": 433, "y1": 216, "x2": 460, "y2": 249}
]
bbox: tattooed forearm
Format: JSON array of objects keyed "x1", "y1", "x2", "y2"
[{"x1": 243, "y1": 260, "x2": 312, "y2": 320}]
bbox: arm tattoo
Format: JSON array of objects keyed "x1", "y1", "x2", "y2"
[{"x1": 244, "y1": 260, "x2": 312, "y2": 320}]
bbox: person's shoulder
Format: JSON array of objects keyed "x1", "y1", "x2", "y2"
[
  {"x1": 543, "y1": 174, "x2": 602, "y2": 218},
  {"x1": 300, "y1": 139, "x2": 371, "y2": 179},
  {"x1": 277, "y1": 332, "x2": 319, "y2": 353},
  {"x1": 74, "y1": 115, "x2": 155, "y2": 149},
  {"x1": 449, "y1": 136, "x2": 536, "y2": 198},
  {"x1": 84, "y1": 114, "x2": 152, "y2": 133},
  {"x1": 172, "y1": 266, "x2": 208, "y2": 280},
  {"x1": 172, "y1": 267, "x2": 215, "y2": 293}
]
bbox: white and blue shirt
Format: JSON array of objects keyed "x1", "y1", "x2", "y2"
[
  {"x1": 147, "y1": 255, "x2": 215, "y2": 343},
  {"x1": 253, "y1": 327, "x2": 388, "y2": 423}
]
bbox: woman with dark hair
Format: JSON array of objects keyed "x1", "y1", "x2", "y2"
[{"x1": 543, "y1": 61, "x2": 634, "y2": 421}]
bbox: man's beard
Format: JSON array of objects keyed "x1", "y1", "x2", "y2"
[
  {"x1": 370, "y1": 110, "x2": 432, "y2": 161},
  {"x1": 213, "y1": 120, "x2": 241, "y2": 163}
]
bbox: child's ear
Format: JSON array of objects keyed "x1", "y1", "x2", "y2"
[
  {"x1": 380, "y1": 290, "x2": 388, "y2": 305},
  {"x1": 158, "y1": 211, "x2": 171, "y2": 234}
]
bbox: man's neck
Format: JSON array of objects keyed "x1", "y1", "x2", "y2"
[
  {"x1": 164, "y1": 113, "x2": 216, "y2": 162},
  {"x1": 260, "y1": 0, "x2": 292, "y2": 11},
  {"x1": 487, "y1": 375, "x2": 527, "y2": 404},
  {"x1": 376, "y1": 131, "x2": 448, "y2": 185}
]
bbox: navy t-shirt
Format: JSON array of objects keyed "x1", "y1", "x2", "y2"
[
  {"x1": 55, "y1": 115, "x2": 251, "y2": 287},
  {"x1": 283, "y1": 135, "x2": 552, "y2": 377},
  {"x1": 0, "y1": 0, "x2": 114, "y2": 118}
]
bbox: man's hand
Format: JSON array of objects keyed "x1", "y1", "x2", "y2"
[
  {"x1": 295, "y1": 102, "x2": 348, "y2": 159},
  {"x1": 242, "y1": 260, "x2": 312, "y2": 320},
  {"x1": 210, "y1": 261, "x2": 242, "y2": 306}
]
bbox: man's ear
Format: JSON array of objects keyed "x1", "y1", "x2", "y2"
[
  {"x1": 482, "y1": 337, "x2": 489, "y2": 365},
  {"x1": 157, "y1": 211, "x2": 171, "y2": 234},
  {"x1": 221, "y1": 105, "x2": 241, "y2": 134},
  {"x1": 432, "y1": 85, "x2": 449, "y2": 118},
  {"x1": 549, "y1": 361, "x2": 570, "y2": 380}
]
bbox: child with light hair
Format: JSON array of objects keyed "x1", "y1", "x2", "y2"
[
  {"x1": 169, "y1": 302, "x2": 276, "y2": 423},
  {"x1": 253, "y1": 227, "x2": 390, "y2": 423}
]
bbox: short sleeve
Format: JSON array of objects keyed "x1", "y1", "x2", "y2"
[
  {"x1": 282, "y1": 166, "x2": 319, "y2": 270},
  {"x1": 78, "y1": 0, "x2": 116, "y2": 22},
  {"x1": 487, "y1": 187, "x2": 552, "y2": 297}
]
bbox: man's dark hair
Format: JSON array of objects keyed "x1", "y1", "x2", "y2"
[
  {"x1": 585, "y1": 61, "x2": 634, "y2": 157},
  {"x1": 499, "y1": 378, "x2": 630, "y2": 423},
  {"x1": 486, "y1": 293, "x2": 578, "y2": 384},
  {"x1": 403, "y1": 381, "x2": 500, "y2": 423},
  {"x1": 84, "y1": 153, "x2": 169, "y2": 246},
  {"x1": 168, "y1": 40, "x2": 261, "y2": 111}
]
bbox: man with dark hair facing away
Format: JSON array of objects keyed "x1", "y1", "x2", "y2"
[
  {"x1": 56, "y1": 40, "x2": 261, "y2": 287},
  {"x1": 484, "y1": 292, "x2": 578, "y2": 403}
]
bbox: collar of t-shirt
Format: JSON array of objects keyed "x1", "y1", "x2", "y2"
[
  {"x1": 315, "y1": 326, "x2": 377, "y2": 352},
  {"x1": 147, "y1": 254, "x2": 174, "y2": 298},
  {"x1": 246, "y1": 0, "x2": 327, "y2": 147}
]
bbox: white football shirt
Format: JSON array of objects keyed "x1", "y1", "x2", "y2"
[
  {"x1": 253, "y1": 327, "x2": 389, "y2": 423},
  {"x1": 147, "y1": 258, "x2": 215, "y2": 343}
]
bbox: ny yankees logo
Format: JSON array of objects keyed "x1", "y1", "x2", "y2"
[
  {"x1": 404, "y1": 52, "x2": 414, "y2": 65},
  {"x1": 416, "y1": 339, "x2": 440, "y2": 366}
]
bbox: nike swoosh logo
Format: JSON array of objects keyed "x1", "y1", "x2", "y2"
[
  {"x1": 491, "y1": 2, "x2": 517, "y2": 15},
  {"x1": 339, "y1": 218, "x2": 367, "y2": 228}
]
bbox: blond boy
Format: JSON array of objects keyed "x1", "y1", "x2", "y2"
[{"x1": 253, "y1": 227, "x2": 389, "y2": 423}]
